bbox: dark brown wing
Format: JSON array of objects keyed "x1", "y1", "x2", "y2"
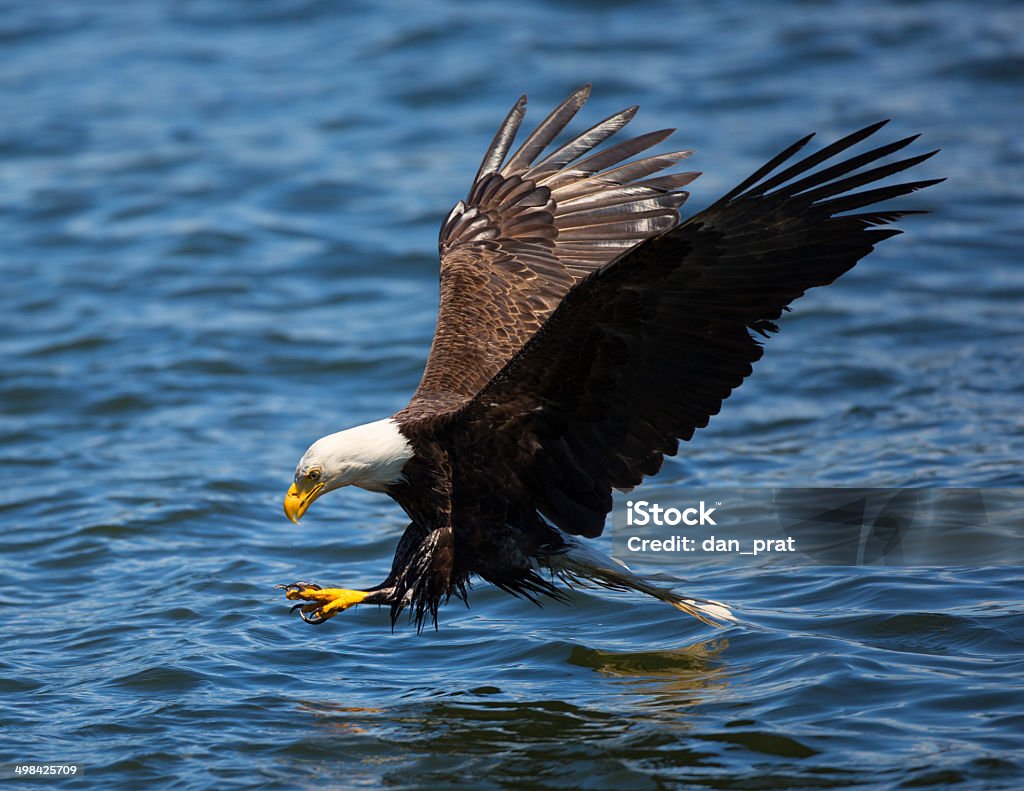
[
  {"x1": 447, "y1": 121, "x2": 942, "y2": 537},
  {"x1": 399, "y1": 86, "x2": 698, "y2": 417}
]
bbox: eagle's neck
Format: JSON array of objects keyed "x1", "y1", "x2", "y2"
[{"x1": 318, "y1": 418, "x2": 415, "y2": 493}]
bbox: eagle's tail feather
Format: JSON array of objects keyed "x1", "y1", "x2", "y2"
[
  {"x1": 545, "y1": 532, "x2": 737, "y2": 628},
  {"x1": 664, "y1": 594, "x2": 737, "y2": 629}
]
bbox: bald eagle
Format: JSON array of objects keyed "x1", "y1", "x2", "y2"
[{"x1": 278, "y1": 85, "x2": 939, "y2": 630}]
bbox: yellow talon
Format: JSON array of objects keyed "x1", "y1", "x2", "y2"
[{"x1": 276, "y1": 582, "x2": 370, "y2": 624}]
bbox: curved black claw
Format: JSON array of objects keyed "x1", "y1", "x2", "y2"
[
  {"x1": 299, "y1": 609, "x2": 329, "y2": 625},
  {"x1": 288, "y1": 602, "x2": 328, "y2": 624},
  {"x1": 276, "y1": 581, "x2": 323, "y2": 595}
]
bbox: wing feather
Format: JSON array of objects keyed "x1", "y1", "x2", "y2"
[
  {"x1": 530, "y1": 105, "x2": 638, "y2": 175},
  {"x1": 539, "y1": 130, "x2": 679, "y2": 187},
  {"x1": 502, "y1": 85, "x2": 592, "y2": 175},
  {"x1": 473, "y1": 96, "x2": 527, "y2": 184}
]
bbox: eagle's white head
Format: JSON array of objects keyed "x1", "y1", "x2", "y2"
[{"x1": 284, "y1": 418, "x2": 414, "y2": 523}]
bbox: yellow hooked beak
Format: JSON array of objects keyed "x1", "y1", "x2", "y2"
[{"x1": 284, "y1": 480, "x2": 325, "y2": 524}]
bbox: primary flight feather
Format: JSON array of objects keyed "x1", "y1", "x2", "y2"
[{"x1": 278, "y1": 85, "x2": 940, "y2": 630}]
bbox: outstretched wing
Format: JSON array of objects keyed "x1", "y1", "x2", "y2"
[
  {"x1": 448, "y1": 121, "x2": 942, "y2": 538},
  {"x1": 400, "y1": 86, "x2": 699, "y2": 417}
]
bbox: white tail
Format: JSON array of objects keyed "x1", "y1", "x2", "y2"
[{"x1": 546, "y1": 534, "x2": 737, "y2": 628}]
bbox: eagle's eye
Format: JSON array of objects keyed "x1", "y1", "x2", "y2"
[{"x1": 307, "y1": 469, "x2": 321, "y2": 481}]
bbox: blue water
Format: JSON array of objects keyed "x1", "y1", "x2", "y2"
[{"x1": 2, "y1": 1, "x2": 1023, "y2": 788}]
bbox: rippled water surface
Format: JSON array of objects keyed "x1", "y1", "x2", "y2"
[{"x1": 2, "y1": 1, "x2": 1023, "y2": 788}]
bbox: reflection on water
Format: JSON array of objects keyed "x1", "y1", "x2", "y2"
[
  {"x1": 299, "y1": 639, "x2": 730, "y2": 741},
  {"x1": 280, "y1": 633, "x2": 846, "y2": 784},
  {"x1": 569, "y1": 639, "x2": 730, "y2": 710}
]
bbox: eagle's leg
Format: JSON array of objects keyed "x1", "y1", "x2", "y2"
[{"x1": 275, "y1": 581, "x2": 370, "y2": 625}]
